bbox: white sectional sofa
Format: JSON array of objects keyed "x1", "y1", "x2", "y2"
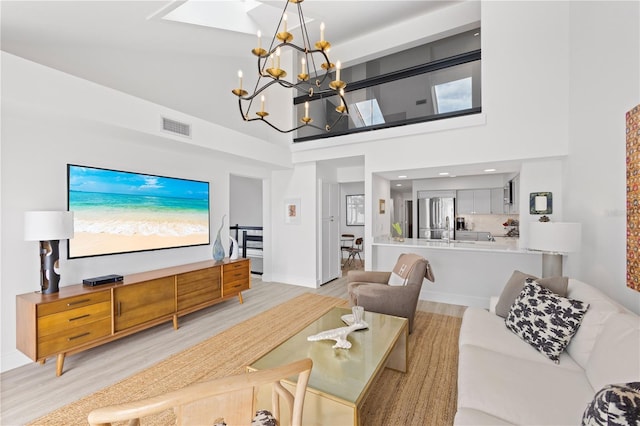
[{"x1": 455, "y1": 278, "x2": 640, "y2": 425}]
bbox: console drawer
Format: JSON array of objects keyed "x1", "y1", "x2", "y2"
[
  {"x1": 37, "y1": 291, "x2": 110, "y2": 317},
  {"x1": 37, "y1": 301, "x2": 111, "y2": 338},
  {"x1": 37, "y1": 317, "x2": 111, "y2": 357}
]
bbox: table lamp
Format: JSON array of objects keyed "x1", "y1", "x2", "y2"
[
  {"x1": 528, "y1": 222, "x2": 581, "y2": 277},
  {"x1": 24, "y1": 211, "x2": 74, "y2": 294}
]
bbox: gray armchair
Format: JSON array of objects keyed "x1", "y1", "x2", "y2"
[{"x1": 347, "y1": 256, "x2": 430, "y2": 333}]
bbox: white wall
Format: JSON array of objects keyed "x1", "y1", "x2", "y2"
[
  {"x1": 230, "y1": 175, "x2": 263, "y2": 227},
  {"x1": 269, "y1": 164, "x2": 318, "y2": 287},
  {"x1": 0, "y1": 53, "x2": 280, "y2": 372},
  {"x1": 2, "y1": 0, "x2": 639, "y2": 374},
  {"x1": 290, "y1": 1, "x2": 640, "y2": 314},
  {"x1": 566, "y1": 1, "x2": 640, "y2": 313}
]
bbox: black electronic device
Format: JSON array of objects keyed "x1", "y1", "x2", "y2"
[{"x1": 83, "y1": 274, "x2": 123, "y2": 287}]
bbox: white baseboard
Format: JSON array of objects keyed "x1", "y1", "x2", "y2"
[
  {"x1": 419, "y1": 289, "x2": 489, "y2": 309},
  {"x1": 1, "y1": 350, "x2": 31, "y2": 373}
]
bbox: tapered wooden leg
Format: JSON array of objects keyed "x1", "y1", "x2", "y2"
[
  {"x1": 56, "y1": 353, "x2": 65, "y2": 377},
  {"x1": 38, "y1": 359, "x2": 46, "y2": 365},
  {"x1": 237, "y1": 292, "x2": 244, "y2": 304},
  {"x1": 173, "y1": 314, "x2": 179, "y2": 330}
]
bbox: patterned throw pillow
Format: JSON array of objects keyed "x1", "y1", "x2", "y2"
[
  {"x1": 213, "y1": 409, "x2": 278, "y2": 426},
  {"x1": 505, "y1": 279, "x2": 589, "y2": 363},
  {"x1": 582, "y1": 382, "x2": 640, "y2": 426}
]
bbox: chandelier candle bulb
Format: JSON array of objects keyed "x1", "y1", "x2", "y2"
[
  {"x1": 261, "y1": 95, "x2": 265, "y2": 112},
  {"x1": 283, "y1": 13, "x2": 287, "y2": 33},
  {"x1": 276, "y1": 47, "x2": 281, "y2": 69},
  {"x1": 301, "y1": 57, "x2": 306, "y2": 73},
  {"x1": 320, "y1": 22, "x2": 325, "y2": 41},
  {"x1": 336, "y1": 61, "x2": 341, "y2": 83},
  {"x1": 238, "y1": 70, "x2": 243, "y2": 90},
  {"x1": 305, "y1": 101, "x2": 309, "y2": 117},
  {"x1": 257, "y1": 30, "x2": 261, "y2": 49}
]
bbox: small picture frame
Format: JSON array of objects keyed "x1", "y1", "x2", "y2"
[
  {"x1": 529, "y1": 192, "x2": 552, "y2": 214},
  {"x1": 285, "y1": 198, "x2": 301, "y2": 224},
  {"x1": 379, "y1": 199, "x2": 386, "y2": 214}
]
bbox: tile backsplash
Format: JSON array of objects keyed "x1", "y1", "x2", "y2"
[{"x1": 458, "y1": 214, "x2": 519, "y2": 237}]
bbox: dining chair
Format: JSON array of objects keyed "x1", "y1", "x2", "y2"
[
  {"x1": 345, "y1": 237, "x2": 363, "y2": 267},
  {"x1": 87, "y1": 358, "x2": 313, "y2": 426}
]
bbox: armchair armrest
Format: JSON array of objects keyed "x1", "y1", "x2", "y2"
[
  {"x1": 349, "y1": 283, "x2": 421, "y2": 333},
  {"x1": 347, "y1": 270, "x2": 391, "y2": 284}
]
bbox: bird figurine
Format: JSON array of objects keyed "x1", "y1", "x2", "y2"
[{"x1": 307, "y1": 323, "x2": 362, "y2": 349}]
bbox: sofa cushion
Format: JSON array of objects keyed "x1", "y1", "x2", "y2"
[
  {"x1": 565, "y1": 279, "x2": 626, "y2": 369},
  {"x1": 505, "y1": 280, "x2": 589, "y2": 363},
  {"x1": 495, "y1": 270, "x2": 568, "y2": 318},
  {"x1": 460, "y1": 307, "x2": 582, "y2": 370},
  {"x1": 454, "y1": 408, "x2": 514, "y2": 425},
  {"x1": 586, "y1": 313, "x2": 640, "y2": 392},
  {"x1": 582, "y1": 382, "x2": 640, "y2": 426},
  {"x1": 457, "y1": 345, "x2": 594, "y2": 425}
]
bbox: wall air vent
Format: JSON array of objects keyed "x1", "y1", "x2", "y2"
[{"x1": 161, "y1": 117, "x2": 191, "y2": 138}]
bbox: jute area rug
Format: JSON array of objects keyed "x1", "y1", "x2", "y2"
[{"x1": 29, "y1": 293, "x2": 462, "y2": 426}]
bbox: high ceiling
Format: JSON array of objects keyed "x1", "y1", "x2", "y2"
[
  {"x1": 1, "y1": 1, "x2": 462, "y2": 145},
  {"x1": 2, "y1": 1, "x2": 520, "y2": 181}
]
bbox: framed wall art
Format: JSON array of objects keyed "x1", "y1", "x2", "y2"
[
  {"x1": 627, "y1": 104, "x2": 640, "y2": 292},
  {"x1": 285, "y1": 198, "x2": 301, "y2": 225}
]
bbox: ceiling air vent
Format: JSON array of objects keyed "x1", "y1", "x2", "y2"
[{"x1": 161, "y1": 117, "x2": 191, "y2": 138}]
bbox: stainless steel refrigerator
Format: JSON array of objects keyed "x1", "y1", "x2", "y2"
[{"x1": 418, "y1": 196, "x2": 455, "y2": 240}]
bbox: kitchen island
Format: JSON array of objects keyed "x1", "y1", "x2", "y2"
[{"x1": 370, "y1": 237, "x2": 541, "y2": 308}]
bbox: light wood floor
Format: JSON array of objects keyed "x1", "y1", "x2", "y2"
[{"x1": 0, "y1": 273, "x2": 465, "y2": 425}]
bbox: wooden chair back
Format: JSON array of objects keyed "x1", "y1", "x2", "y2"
[{"x1": 87, "y1": 358, "x2": 313, "y2": 426}]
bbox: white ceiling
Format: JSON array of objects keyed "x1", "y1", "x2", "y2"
[
  {"x1": 1, "y1": 1, "x2": 520, "y2": 182},
  {"x1": 1, "y1": 0, "x2": 457, "y2": 63}
]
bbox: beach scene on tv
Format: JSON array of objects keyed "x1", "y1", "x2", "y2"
[{"x1": 68, "y1": 165, "x2": 210, "y2": 258}]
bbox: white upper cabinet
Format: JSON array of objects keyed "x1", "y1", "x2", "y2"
[
  {"x1": 491, "y1": 187, "x2": 507, "y2": 214},
  {"x1": 457, "y1": 189, "x2": 491, "y2": 214}
]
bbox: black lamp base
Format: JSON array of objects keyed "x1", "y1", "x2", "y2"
[{"x1": 40, "y1": 240, "x2": 61, "y2": 294}]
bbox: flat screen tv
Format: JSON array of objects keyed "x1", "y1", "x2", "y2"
[{"x1": 67, "y1": 164, "x2": 210, "y2": 259}]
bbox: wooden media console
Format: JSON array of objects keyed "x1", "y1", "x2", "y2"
[{"x1": 16, "y1": 258, "x2": 250, "y2": 376}]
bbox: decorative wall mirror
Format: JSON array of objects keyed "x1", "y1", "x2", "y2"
[
  {"x1": 346, "y1": 194, "x2": 365, "y2": 226},
  {"x1": 530, "y1": 192, "x2": 553, "y2": 214}
]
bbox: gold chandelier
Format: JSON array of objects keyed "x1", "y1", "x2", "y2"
[{"x1": 231, "y1": 0, "x2": 348, "y2": 134}]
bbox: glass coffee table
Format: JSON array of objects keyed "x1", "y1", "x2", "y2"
[{"x1": 249, "y1": 306, "x2": 408, "y2": 426}]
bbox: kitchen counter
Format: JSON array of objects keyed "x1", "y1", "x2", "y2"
[
  {"x1": 369, "y1": 237, "x2": 541, "y2": 309},
  {"x1": 372, "y1": 236, "x2": 527, "y2": 253}
]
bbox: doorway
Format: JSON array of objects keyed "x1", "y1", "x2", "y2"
[{"x1": 229, "y1": 175, "x2": 263, "y2": 275}]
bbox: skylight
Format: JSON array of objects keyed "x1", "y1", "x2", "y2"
[
  {"x1": 348, "y1": 99, "x2": 385, "y2": 128},
  {"x1": 161, "y1": 0, "x2": 307, "y2": 36},
  {"x1": 432, "y1": 77, "x2": 472, "y2": 114}
]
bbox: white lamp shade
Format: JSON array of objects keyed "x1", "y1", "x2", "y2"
[
  {"x1": 529, "y1": 222, "x2": 581, "y2": 253},
  {"x1": 24, "y1": 211, "x2": 74, "y2": 241}
]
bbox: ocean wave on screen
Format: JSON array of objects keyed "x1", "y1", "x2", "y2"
[{"x1": 75, "y1": 219, "x2": 208, "y2": 237}]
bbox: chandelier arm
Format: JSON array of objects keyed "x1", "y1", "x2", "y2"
[{"x1": 240, "y1": 78, "x2": 282, "y2": 102}]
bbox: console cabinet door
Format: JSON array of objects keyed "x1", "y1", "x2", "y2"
[
  {"x1": 114, "y1": 277, "x2": 175, "y2": 332},
  {"x1": 176, "y1": 267, "x2": 221, "y2": 311}
]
